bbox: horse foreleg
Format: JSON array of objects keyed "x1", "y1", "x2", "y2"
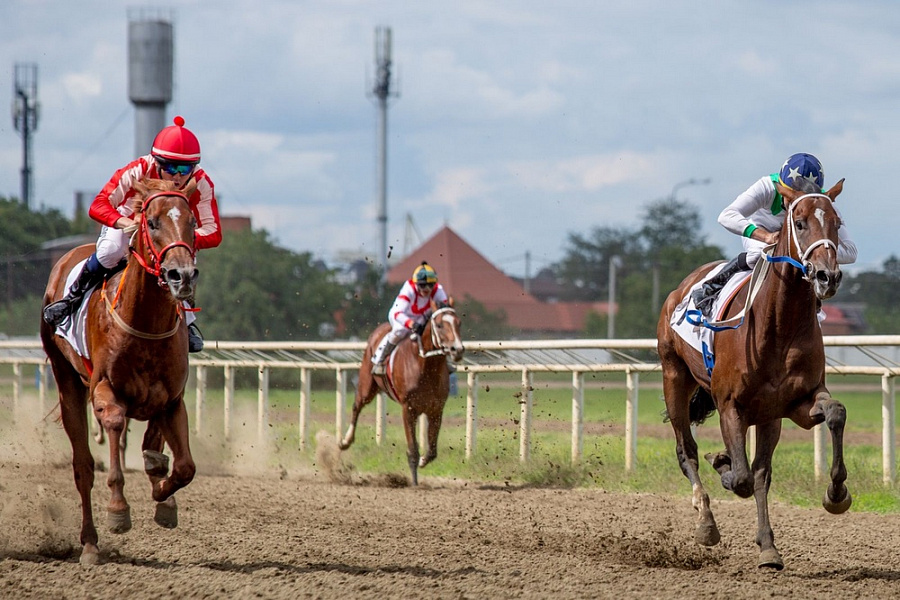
[
  {"x1": 752, "y1": 420, "x2": 784, "y2": 570},
  {"x1": 57, "y1": 379, "x2": 100, "y2": 564},
  {"x1": 419, "y1": 411, "x2": 443, "y2": 468},
  {"x1": 791, "y1": 391, "x2": 852, "y2": 514},
  {"x1": 401, "y1": 405, "x2": 420, "y2": 486},
  {"x1": 147, "y1": 399, "x2": 196, "y2": 505},
  {"x1": 93, "y1": 381, "x2": 132, "y2": 535},
  {"x1": 717, "y1": 404, "x2": 753, "y2": 498}
]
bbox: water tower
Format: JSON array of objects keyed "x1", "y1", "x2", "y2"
[{"x1": 127, "y1": 8, "x2": 173, "y2": 157}]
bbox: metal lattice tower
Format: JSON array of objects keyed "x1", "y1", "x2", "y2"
[
  {"x1": 368, "y1": 26, "x2": 399, "y2": 283},
  {"x1": 12, "y1": 63, "x2": 39, "y2": 208},
  {"x1": 128, "y1": 8, "x2": 174, "y2": 158}
]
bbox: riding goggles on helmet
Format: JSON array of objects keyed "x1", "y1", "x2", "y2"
[{"x1": 158, "y1": 161, "x2": 195, "y2": 176}]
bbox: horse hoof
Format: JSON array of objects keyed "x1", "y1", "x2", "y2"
[
  {"x1": 758, "y1": 548, "x2": 784, "y2": 570},
  {"x1": 154, "y1": 497, "x2": 178, "y2": 529},
  {"x1": 80, "y1": 544, "x2": 100, "y2": 566},
  {"x1": 823, "y1": 486, "x2": 852, "y2": 515},
  {"x1": 107, "y1": 508, "x2": 132, "y2": 534},
  {"x1": 694, "y1": 521, "x2": 720, "y2": 546},
  {"x1": 143, "y1": 450, "x2": 169, "y2": 477}
]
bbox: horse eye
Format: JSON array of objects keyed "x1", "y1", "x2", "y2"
[
  {"x1": 148, "y1": 218, "x2": 160, "y2": 231},
  {"x1": 794, "y1": 220, "x2": 804, "y2": 231}
]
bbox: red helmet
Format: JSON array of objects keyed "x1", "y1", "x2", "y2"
[{"x1": 151, "y1": 116, "x2": 201, "y2": 164}]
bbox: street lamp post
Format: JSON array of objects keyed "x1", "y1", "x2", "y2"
[
  {"x1": 669, "y1": 177, "x2": 711, "y2": 202},
  {"x1": 608, "y1": 255, "x2": 623, "y2": 339}
]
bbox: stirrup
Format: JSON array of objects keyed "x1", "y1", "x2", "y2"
[
  {"x1": 43, "y1": 299, "x2": 73, "y2": 327},
  {"x1": 372, "y1": 362, "x2": 386, "y2": 376}
]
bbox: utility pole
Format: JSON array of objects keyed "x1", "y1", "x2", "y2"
[
  {"x1": 12, "y1": 63, "x2": 39, "y2": 209},
  {"x1": 608, "y1": 255, "x2": 623, "y2": 339},
  {"x1": 368, "y1": 26, "x2": 399, "y2": 287}
]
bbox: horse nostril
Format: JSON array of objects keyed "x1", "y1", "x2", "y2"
[
  {"x1": 191, "y1": 269, "x2": 199, "y2": 283},
  {"x1": 816, "y1": 270, "x2": 829, "y2": 284}
]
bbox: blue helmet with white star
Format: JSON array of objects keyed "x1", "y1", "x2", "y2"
[{"x1": 779, "y1": 153, "x2": 824, "y2": 192}]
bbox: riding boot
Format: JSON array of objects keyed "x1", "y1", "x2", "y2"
[
  {"x1": 690, "y1": 253, "x2": 748, "y2": 318},
  {"x1": 371, "y1": 339, "x2": 397, "y2": 375},
  {"x1": 187, "y1": 323, "x2": 204, "y2": 353},
  {"x1": 43, "y1": 254, "x2": 110, "y2": 327}
]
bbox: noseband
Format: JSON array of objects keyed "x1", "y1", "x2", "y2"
[
  {"x1": 129, "y1": 191, "x2": 197, "y2": 286},
  {"x1": 769, "y1": 192, "x2": 838, "y2": 280},
  {"x1": 414, "y1": 307, "x2": 459, "y2": 358}
]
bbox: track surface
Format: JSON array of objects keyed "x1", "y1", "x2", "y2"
[{"x1": 2, "y1": 434, "x2": 900, "y2": 600}]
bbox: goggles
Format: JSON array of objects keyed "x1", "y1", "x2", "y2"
[
  {"x1": 416, "y1": 282, "x2": 435, "y2": 290},
  {"x1": 158, "y1": 161, "x2": 195, "y2": 176}
]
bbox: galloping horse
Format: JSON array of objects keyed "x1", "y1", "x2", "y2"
[
  {"x1": 40, "y1": 178, "x2": 200, "y2": 565},
  {"x1": 657, "y1": 179, "x2": 851, "y2": 569},
  {"x1": 339, "y1": 302, "x2": 465, "y2": 485}
]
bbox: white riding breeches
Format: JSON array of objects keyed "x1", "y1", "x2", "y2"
[{"x1": 95, "y1": 226, "x2": 129, "y2": 269}]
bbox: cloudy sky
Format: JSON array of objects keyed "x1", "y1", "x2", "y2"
[{"x1": 2, "y1": 1, "x2": 898, "y2": 278}]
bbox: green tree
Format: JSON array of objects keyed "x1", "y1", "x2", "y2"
[
  {"x1": 194, "y1": 229, "x2": 344, "y2": 341},
  {"x1": 844, "y1": 256, "x2": 900, "y2": 334},
  {"x1": 556, "y1": 197, "x2": 724, "y2": 338}
]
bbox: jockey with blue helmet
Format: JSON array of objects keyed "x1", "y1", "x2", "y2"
[
  {"x1": 371, "y1": 261, "x2": 450, "y2": 375},
  {"x1": 691, "y1": 152, "x2": 857, "y2": 318}
]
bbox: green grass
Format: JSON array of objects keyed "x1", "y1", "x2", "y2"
[{"x1": 6, "y1": 372, "x2": 900, "y2": 513}]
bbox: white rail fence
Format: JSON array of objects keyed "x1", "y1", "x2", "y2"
[{"x1": 3, "y1": 336, "x2": 899, "y2": 483}]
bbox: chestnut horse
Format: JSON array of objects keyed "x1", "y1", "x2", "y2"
[
  {"x1": 657, "y1": 179, "x2": 851, "y2": 570},
  {"x1": 40, "y1": 178, "x2": 200, "y2": 565},
  {"x1": 339, "y1": 303, "x2": 464, "y2": 485}
]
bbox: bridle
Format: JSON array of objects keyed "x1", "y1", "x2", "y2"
[
  {"x1": 413, "y1": 307, "x2": 460, "y2": 358},
  {"x1": 129, "y1": 191, "x2": 197, "y2": 287},
  {"x1": 769, "y1": 192, "x2": 838, "y2": 281}
]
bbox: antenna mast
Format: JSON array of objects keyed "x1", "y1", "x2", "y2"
[
  {"x1": 12, "y1": 63, "x2": 39, "y2": 208},
  {"x1": 368, "y1": 26, "x2": 399, "y2": 284}
]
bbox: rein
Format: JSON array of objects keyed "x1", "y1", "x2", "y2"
[
  {"x1": 129, "y1": 191, "x2": 196, "y2": 286},
  {"x1": 690, "y1": 193, "x2": 837, "y2": 331},
  {"x1": 101, "y1": 271, "x2": 183, "y2": 340},
  {"x1": 414, "y1": 307, "x2": 457, "y2": 358}
]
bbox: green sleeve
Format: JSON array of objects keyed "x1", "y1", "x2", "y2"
[{"x1": 742, "y1": 224, "x2": 757, "y2": 238}]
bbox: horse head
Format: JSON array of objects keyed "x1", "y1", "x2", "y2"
[
  {"x1": 428, "y1": 300, "x2": 465, "y2": 365},
  {"x1": 776, "y1": 178, "x2": 844, "y2": 300},
  {"x1": 131, "y1": 178, "x2": 199, "y2": 302}
]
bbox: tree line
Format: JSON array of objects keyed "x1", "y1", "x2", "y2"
[{"x1": 1, "y1": 195, "x2": 897, "y2": 339}]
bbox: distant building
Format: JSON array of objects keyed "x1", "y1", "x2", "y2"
[{"x1": 385, "y1": 226, "x2": 611, "y2": 338}]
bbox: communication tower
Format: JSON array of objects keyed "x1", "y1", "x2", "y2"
[
  {"x1": 12, "y1": 63, "x2": 39, "y2": 208},
  {"x1": 368, "y1": 26, "x2": 400, "y2": 281}
]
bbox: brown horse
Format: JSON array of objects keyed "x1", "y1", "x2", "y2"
[
  {"x1": 40, "y1": 178, "x2": 200, "y2": 565},
  {"x1": 657, "y1": 179, "x2": 851, "y2": 570},
  {"x1": 339, "y1": 303, "x2": 465, "y2": 485}
]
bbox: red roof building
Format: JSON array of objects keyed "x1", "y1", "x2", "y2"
[{"x1": 386, "y1": 226, "x2": 610, "y2": 338}]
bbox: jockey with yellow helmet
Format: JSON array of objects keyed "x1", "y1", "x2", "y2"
[
  {"x1": 371, "y1": 261, "x2": 450, "y2": 375},
  {"x1": 42, "y1": 116, "x2": 222, "y2": 352},
  {"x1": 691, "y1": 152, "x2": 857, "y2": 318}
]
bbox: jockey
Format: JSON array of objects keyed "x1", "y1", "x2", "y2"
[
  {"x1": 371, "y1": 261, "x2": 450, "y2": 375},
  {"x1": 42, "y1": 116, "x2": 222, "y2": 352},
  {"x1": 691, "y1": 152, "x2": 857, "y2": 318}
]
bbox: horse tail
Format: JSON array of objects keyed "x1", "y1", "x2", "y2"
[{"x1": 689, "y1": 386, "x2": 717, "y2": 425}]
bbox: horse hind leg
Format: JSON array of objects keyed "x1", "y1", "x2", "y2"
[
  {"x1": 339, "y1": 375, "x2": 378, "y2": 450},
  {"x1": 662, "y1": 371, "x2": 720, "y2": 546},
  {"x1": 56, "y1": 373, "x2": 101, "y2": 564},
  {"x1": 419, "y1": 412, "x2": 443, "y2": 468}
]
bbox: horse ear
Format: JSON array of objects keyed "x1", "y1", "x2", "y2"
[
  {"x1": 181, "y1": 178, "x2": 198, "y2": 199},
  {"x1": 775, "y1": 181, "x2": 799, "y2": 206},
  {"x1": 133, "y1": 179, "x2": 150, "y2": 213},
  {"x1": 826, "y1": 178, "x2": 844, "y2": 202},
  {"x1": 447, "y1": 296, "x2": 454, "y2": 308}
]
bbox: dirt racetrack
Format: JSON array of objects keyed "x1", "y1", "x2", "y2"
[{"x1": 2, "y1": 427, "x2": 900, "y2": 600}]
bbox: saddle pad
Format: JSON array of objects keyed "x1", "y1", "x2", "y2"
[
  {"x1": 669, "y1": 264, "x2": 751, "y2": 355},
  {"x1": 54, "y1": 259, "x2": 96, "y2": 359}
]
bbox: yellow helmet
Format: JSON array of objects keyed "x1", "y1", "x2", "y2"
[{"x1": 412, "y1": 262, "x2": 438, "y2": 285}]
